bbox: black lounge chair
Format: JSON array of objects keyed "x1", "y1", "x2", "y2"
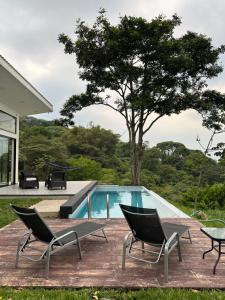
[
  {"x1": 19, "y1": 171, "x2": 39, "y2": 189},
  {"x1": 120, "y1": 204, "x2": 191, "y2": 282},
  {"x1": 11, "y1": 205, "x2": 108, "y2": 278},
  {"x1": 45, "y1": 171, "x2": 66, "y2": 190}
]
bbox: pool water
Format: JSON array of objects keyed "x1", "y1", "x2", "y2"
[{"x1": 69, "y1": 186, "x2": 189, "y2": 219}]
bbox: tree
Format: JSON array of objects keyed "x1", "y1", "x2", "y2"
[
  {"x1": 19, "y1": 125, "x2": 68, "y2": 179},
  {"x1": 58, "y1": 11, "x2": 225, "y2": 185},
  {"x1": 193, "y1": 90, "x2": 225, "y2": 210},
  {"x1": 156, "y1": 141, "x2": 190, "y2": 169},
  {"x1": 67, "y1": 157, "x2": 102, "y2": 180}
]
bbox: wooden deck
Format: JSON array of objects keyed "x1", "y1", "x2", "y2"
[{"x1": 0, "y1": 218, "x2": 225, "y2": 288}]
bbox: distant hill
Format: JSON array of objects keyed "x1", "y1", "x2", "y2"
[{"x1": 20, "y1": 116, "x2": 55, "y2": 129}]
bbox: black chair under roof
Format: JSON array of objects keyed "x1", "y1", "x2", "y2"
[
  {"x1": 11, "y1": 205, "x2": 108, "y2": 278},
  {"x1": 120, "y1": 204, "x2": 191, "y2": 282}
]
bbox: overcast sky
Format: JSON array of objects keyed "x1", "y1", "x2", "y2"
[{"x1": 1, "y1": 0, "x2": 225, "y2": 150}]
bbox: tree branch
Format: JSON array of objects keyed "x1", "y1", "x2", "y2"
[{"x1": 143, "y1": 114, "x2": 164, "y2": 134}]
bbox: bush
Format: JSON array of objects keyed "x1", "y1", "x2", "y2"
[
  {"x1": 67, "y1": 157, "x2": 102, "y2": 181},
  {"x1": 182, "y1": 184, "x2": 225, "y2": 209},
  {"x1": 100, "y1": 168, "x2": 118, "y2": 184}
]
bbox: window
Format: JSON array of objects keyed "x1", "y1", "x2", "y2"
[{"x1": 0, "y1": 110, "x2": 16, "y2": 134}]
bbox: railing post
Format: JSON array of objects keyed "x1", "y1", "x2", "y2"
[
  {"x1": 87, "y1": 193, "x2": 91, "y2": 219},
  {"x1": 106, "y1": 193, "x2": 110, "y2": 219}
]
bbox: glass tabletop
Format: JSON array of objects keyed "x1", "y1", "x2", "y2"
[{"x1": 201, "y1": 227, "x2": 225, "y2": 241}]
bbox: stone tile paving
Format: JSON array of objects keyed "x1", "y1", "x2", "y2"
[{"x1": 0, "y1": 218, "x2": 224, "y2": 288}]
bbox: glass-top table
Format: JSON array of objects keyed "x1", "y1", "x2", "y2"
[{"x1": 201, "y1": 227, "x2": 225, "y2": 274}]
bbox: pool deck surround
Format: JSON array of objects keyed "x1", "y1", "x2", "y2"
[
  {"x1": 0, "y1": 181, "x2": 94, "y2": 199},
  {"x1": 0, "y1": 218, "x2": 225, "y2": 288}
]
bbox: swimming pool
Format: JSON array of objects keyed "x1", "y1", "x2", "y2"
[{"x1": 69, "y1": 185, "x2": 189, "y2": 219}]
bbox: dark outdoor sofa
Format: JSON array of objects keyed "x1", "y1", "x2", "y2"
[{"x1": 19, "y1": 171, "x2": 39, "y2": 189}]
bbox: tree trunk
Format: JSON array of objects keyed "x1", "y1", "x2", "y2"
[
  {"x1": 194, "y1": 167, "x2": 203, "y2": 211},
  {"x1": 130, "y1": 140, "x2": 144, "y2": 186}
]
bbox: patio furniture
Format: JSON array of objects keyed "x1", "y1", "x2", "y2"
[
  {"x1": 201, "y1": 219, "x2": 225, "y2": 274},
  {"x1": 10, "y1": 204, "x2": 108, "y2": 278},
  {"x1": 45, "y1": 171, "x2": 66, "y2": 190},
  {"x1": 120, "y1": 204, "x2": 191, "y2": 282},
  {"x1": 19, "y1": 171, "x2": 39, "y2": 189}
]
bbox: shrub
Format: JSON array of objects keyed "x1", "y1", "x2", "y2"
[
  {"x1": 67, "y1": 157, "x2": 102, "y2": 180},
  {"x1": 182, "y1": 184, "x2": 225, "y2": 209}
]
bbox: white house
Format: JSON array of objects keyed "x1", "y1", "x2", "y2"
[{"x1": 0, "y1": 55, "x2": 53, "y2": 187}]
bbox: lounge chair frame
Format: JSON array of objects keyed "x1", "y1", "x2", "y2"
[
  {"x1": 11, "y1": 205, "x2": 107, "y2": 278},
  {"x1": 120, "y1": 205, "x2": 190, "y2": 282}
]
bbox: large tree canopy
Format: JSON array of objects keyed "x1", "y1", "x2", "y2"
[{"x1": 58, "y1": 9, "x2": 225, "y2": 185}]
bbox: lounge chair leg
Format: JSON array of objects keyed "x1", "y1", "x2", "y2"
[
  {"x1": 45, "y1": 249, "x2": 51, "y2": 279},
  {"x1": 102, "y1": 229, "x2": 108, "y2": 242},
  {"x1": 177, "y1": 238, "x2": 182, "y2": 262},
  {"x1": 122, "y1": 240, "x2": 127, "y2": 270},
  {"x1": 77, "y1": 240, "x2": 82, "y2": 259},
  {"x1": 15, "y1": 240, "x2": 21, "y2": 268},
  {"x1": 141, "y1": 241, "x2": 145, "y2": 253},
  {"x1": 15, "y1": 232, "x2": 31, "y2": 268},
  {"x1": 122, "y1": 232, "x2": 132, "y2": 270},
  {"x1": 188, "y1": 230, "x2": 192, "y2": 244},
  {"x1": 164, "y1": 249, "x2": 169, "y2": 283}
]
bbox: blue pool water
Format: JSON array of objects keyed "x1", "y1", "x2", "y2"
[{"x1": 69, "y1": 186, "x2": 189, "y2": 219}]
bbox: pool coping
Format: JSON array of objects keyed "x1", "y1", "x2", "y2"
[
  {"x1": 59, "y1": 181, "x2": 97, "y2": 218},
  {"x1": 143, "y1": 187, "x2": 190, "y2": 218}
]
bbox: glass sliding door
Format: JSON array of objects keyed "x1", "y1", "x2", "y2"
[{"x1": 0, "y1": 136, "x2": 15, "y2": 187}]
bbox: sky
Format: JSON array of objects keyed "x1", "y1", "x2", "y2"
[{"x1": 1, "y1": 0, "x2": 225, "y2": 151}]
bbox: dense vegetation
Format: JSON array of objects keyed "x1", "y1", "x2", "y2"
[{"x1": 19, "y1": 116, "x2": 225, "y2": 210}]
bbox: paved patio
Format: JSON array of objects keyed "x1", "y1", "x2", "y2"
[
  {"x1": 0, "y1": 217, "x2": 224, "y2": 288},
  {"x1": 0, "y1": 181, "x2": 93, "y2": 198}
]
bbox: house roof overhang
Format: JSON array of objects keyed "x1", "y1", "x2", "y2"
[{"x1": 0, "y1": 55, "x2": 53, "y2": 116}]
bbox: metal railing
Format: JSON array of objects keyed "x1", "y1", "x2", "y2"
[
  {"x1": 87, "y1": 193, "x2": 91, "y2": 219},
  {"x1": 106, "y1": 193, "x2": 110, "y2": 219},
  {"x1": 87, "y1": 193, "x2": 110, "y2": 219}
]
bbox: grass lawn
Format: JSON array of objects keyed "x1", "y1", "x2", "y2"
[
  {"x1": 0, "y1": 198, "x2": 41, "y2": 228},
  {"x1": 0, "y1": 287, "x2": 225, "y2": 300},
  {"x1": 169, "y1": 200, "x2": 225, "y2": 227},
  {"x1": 0, "y1": 198, "x2": 225, "y2": 299}
]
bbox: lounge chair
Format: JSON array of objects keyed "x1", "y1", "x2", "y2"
[
  {"x1": 45, "y1": 171, "x2": 66, "y2": 190},
  {"x1": 120, "y1": 204, "x2": 191, "y2": 282},
  {"x1": 11, "y1": 205, "x2": 108, "y2": 278},
  {"x1": 19, "y1": 171, "x2": 39, "y2": 189}
]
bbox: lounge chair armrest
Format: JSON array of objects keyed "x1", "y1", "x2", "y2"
[
  {"x1": 165, "y1": 232, "x2": 179, "y2": 252},
  {"x1": 123, "y1": 231, "x2": 133, "y2": 247},
  {"x1": 201, "y1": 219, "x2": 225, "y2": 226},
  {"x1": 49, "y1": 230, "x2": 79, "y2": 247},
  {"x1": 21, "y1": 230, "x2": 32, "y2": 237}
]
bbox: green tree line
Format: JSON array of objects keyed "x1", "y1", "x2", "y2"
[{"x1": 19, "y1": 116, "x2": 225, "y2": 206}]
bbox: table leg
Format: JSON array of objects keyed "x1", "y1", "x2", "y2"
[
  {"x1": 213, "y1": 242, "x2": 221, "y2": 274},
  {"x1": 203, "y1": 239, "x2": 214, "y2": 259}
]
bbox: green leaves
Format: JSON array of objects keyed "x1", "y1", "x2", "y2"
[{"x1": 59, "y1": 10, "x2": 224, "y2": 129}]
